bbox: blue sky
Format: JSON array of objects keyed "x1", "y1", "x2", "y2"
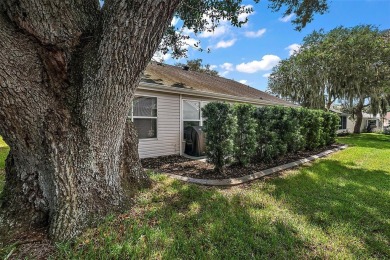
[{"x1": 156, "y1": 0, "x2": 390, "y2": 91}]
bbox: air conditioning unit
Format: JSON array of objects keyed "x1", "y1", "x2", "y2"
[{"x1": 184, "y1": 126, "x2": 206, "y2": 157}]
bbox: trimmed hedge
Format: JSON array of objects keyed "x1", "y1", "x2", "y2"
[
  {"x1": 233, "y1": 104, "x2": 257, "y2": 166},
  {"x1": 202, "y1": 102, "x2": 340, "y2": 171},
  {"x1": 202, "y1": 102, "x2": 236, "y2": 172}
]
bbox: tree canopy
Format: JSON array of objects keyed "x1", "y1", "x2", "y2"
[
  {"x1": 175, "y1": 59, "x2": 219, "y2": 76},
  {"x1": 158, "y1": 0, "x2": 329, "y2": 58},
  {"x1": 268, "y1": 25, "x2": 390, "y2": 132}
]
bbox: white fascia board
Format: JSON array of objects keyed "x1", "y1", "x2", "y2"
[{"x1": 138, "y1": 82, "x2": 297, "y2": 107}]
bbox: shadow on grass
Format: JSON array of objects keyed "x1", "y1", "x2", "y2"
[
  {"x1": 57, "y1": 178, "x2": 316, "y2": 259},
  {"x1": 269, "y1": 159, "x2": 390, "y2": 258},
  {"x1": 57, "y1": 160, "x2": 389, "y2": 259}
]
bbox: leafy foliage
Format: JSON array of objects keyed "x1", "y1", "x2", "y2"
[
  {"x1": 322, "y1": 112, "x2": 340, "y2": 145},
  {"x1": 203, "y1": 103, "x2": 340, "y2": 167},
  {"x1": 158, "y1": 0, "x2": 329, "y2": 58},
  {"x1": 268, "y1": 25, "x2": 390, "y2": 117},
  {"x1": 233, "y1": 104, "x2": 257, "y2": 166},
  {"x1": 254, "y1": 107, "x2": 289, "y2": 161},
  {"x1": 299, "y1": 109, "x2": 324, "y2": 150},
  {"x1": 175, "y1": 59, "x2": 218, "y2": 76},
  {"x1": 202, "y1": 102, "x2": 236, "y2": 172}
]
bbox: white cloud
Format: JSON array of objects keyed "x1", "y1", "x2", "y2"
[
  {"x1": 199, "y1": 26, "x2": 228, "y2": 38},
  {"x1": 244, "y1": 28, "x2": 266, "y2": 38},
  {"x1": 171, "y1": 17, "x2": 179, "y2": 26},
  {"x1": 220, "y1": 71, "x2": 230, "y2": 77},
  {"x1": 209, "y1": 65, "x2": 218, "y2": 70},
  {"x1": 220, "y1": 62, "x2": 234, "y2": 71},
  {"x1": 183, "y1": 37, "x2": 200, "y2": 50},
  {"x1": 216, "y1": 39, "x2": 236, "y2": 49},
  {"x1": 238, "y1": 5, "x2": 255, "y2": 23},
  {"x1": 238, "y1": 80, "x2": 248, "y2": 84},
  {"x1": 262, "y1": 73, "x2": 271, "y2": 78},
  {"x1": 153, "y1": 51, "x2": 171, "y2": 62},
  {"x1": 279, "y1": 13, "x2": 295, "y2": 23},
  {"x1": 285, "y1": 43, "x2": 301, "y2": 56},
  {"x1": 236, "y1": 55, "x2": 281, "y2": 73}
]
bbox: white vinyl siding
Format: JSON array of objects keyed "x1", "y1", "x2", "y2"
[{"x1": 135, "y1": 90, "x2": 180, "y2": 158}]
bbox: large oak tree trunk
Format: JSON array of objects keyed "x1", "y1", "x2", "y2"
[
  {"x1": 0, "y1": 0, "x2": 180, "y2": 241},
  {"x1": 353, "y1": 99, "x2": 364, "y2": 134}
]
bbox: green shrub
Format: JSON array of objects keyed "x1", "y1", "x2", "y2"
[
  {"x1": 322, "y1": 112, "x2": 340, "y2": 145},
  {"x1": 202, "y1": 102, "x2": 236, "y2": 172},
  {"x1": 233, "y1": 104, "x2": 257, "y2": 166},
  {"x1": 203, "y1": 103, "x2": 340, "y2": 167},
  {"x1": 254, "y1": 106, "x2": 288, "y2": 161},
  {"x1": 300, "y1": 108, "x2": 323, "y2": 150}
]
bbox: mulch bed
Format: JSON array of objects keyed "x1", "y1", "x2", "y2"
[{"x1": 141, "y1": 144, "x2": 342, "y2": 180}]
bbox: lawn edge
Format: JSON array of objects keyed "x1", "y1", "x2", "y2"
[{"x1": 164, "y1": 145, "x2": 348, "y2": 186}]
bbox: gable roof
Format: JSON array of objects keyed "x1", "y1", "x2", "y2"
[{"x1": 141, "y1": 62, "x2": 293, "y2": 106}]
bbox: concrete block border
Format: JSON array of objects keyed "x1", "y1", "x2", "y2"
[{"x1": 165, "y1": 145, "x2": 348, "y2": 186}]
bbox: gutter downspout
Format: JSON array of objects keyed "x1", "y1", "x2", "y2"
[{"x1": 179, "y1": 94, "x2": 183, "y2": 155}]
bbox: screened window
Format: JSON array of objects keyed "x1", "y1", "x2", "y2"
[
  {"x1": 131, "y1": 96, "x2": 157, "y2": 139},
  {"x1": 339, "y1": 116, "x2": 347, "y2": 130},
  {"x1": 367, "y1": 119, "x2": 377, "y2": 127},
  {"x1": 182, "y1": 100, "x2": 208, "y2": 138}
]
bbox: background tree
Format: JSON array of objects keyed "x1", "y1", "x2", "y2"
[
  {"x1": 0, "y1": 0, "x2": 329, "y2": 241},
  {"x1": 268, "y1": 25, "x2": 390, "y2": 133},
  {"x1": 175, "y1": 59, "x2": 219, "y2": 76}
]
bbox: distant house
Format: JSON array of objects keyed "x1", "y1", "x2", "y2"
[
  {"x1": 333, "y1": 108, "x2": 384, "y2": 133},
  {"x1": 362, "y1": 112, "x2": 383, "y2": 132},
  {"x1": 383, "y1": 112, "x2": 390, "y2": 128},
  {"x1": 132, "y1": 62, "x2": 295, "y2": 158}
]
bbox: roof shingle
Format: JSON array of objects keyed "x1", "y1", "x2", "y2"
[{"x1": 142, "y1": 62, "x2": 291, "y2": 105}]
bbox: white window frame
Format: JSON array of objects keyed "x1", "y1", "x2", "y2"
[
  {"x1": 130, "y1": 95, "x2": 158, "y2": 140},
  {"x1": 367, "y1": 119, "x2": 378, "y2": 128},
  {"x1": 339, "y1": 115, "x2": 347, "y2": 130},
  {"x1": 182, "y1": 99, "x2": 209, "y2": 140}
]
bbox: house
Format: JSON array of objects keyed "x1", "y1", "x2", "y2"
[
  {"x1": 335, "y1": 108, "x2": 384, "y2": 133},
  {"x1": 132, "y1": 62, "x2": 296, "y2": 158},
  {"x1": 362, "y1": 112, "x2": 383, "y2": 132},
  {"x1": 383, "y1": 112, "x2": 390, "y2": 128}
]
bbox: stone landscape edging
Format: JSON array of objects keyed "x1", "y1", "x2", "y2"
[{"x1": 165, "y1": 145, "x2": 348, "y2": 186}]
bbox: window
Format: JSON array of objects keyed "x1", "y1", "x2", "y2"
[
  {"x1": 182, "y1": 100, "x2": 208, "y2": 138},
  {"x1": 339, "y1": 116, "x2": 347, "y2": 130},
  {"x1": 131, "y1": 96, "x2": 157, "y2": 139},
  {"x1": 367, "y1": 119, "x2": 377, "y2": 128}
]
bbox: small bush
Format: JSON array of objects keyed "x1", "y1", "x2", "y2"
[
  {"x1": 202, "y1": 102, "x2": 236, "y2": 172},
  {"x1": 233, "y1": 104, "x2": 257, "y2": 166},
  {"x1": 300, "y1": 109, "x2": 323, "y2": 150},
  {"x1": 322, "y1": 112, "x2": 340, "y2": 145},
  {"x1": 254, "y1": 106, "x2": 288, "y2": 161}
]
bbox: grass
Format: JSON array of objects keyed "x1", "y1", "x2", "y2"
[
  {"x1": 0, "y1": 136, "x2": 8, "y2": 192},
  {"x1": 1, "y1": 134, "x2": 390, "y2": 259},
  {"x1": 55, "y1": 133, "x2": 389, "y2": 259}
]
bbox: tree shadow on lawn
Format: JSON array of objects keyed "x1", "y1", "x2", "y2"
[
  {"x1": 57, "y1": 179, "x2": 315, "y2": 259},
  {"x1": 268, "y1": 159, "x2": 390, "y2": 259},
  {"x1": 338, "y1": 133, "x2": 390, "y2": 150},
  {"x1": 58, "y1": 163, "x2": 389, "y2": 259}
]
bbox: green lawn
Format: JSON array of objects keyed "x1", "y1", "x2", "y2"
[{"x1": 1, "y1": 134, "x2": 390, "y2": 259}]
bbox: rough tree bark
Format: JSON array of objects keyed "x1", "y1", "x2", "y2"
[
  {"x1": 0, "y1": 0, "x2": 180, "y2": 241},
  {"x1": 353, "y1": 99, "x2": 364, "y2": 134}
]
